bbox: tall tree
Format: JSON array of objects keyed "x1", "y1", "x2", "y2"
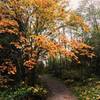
[{"x1": 0, "y1": 0, "x2": 94, "y2": 85}]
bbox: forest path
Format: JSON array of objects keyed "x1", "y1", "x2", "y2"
[{"x1": 40, "y1": 75, "x2": 77, "y2": 100}]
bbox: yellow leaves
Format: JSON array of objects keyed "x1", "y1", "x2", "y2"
[
  {"x1": 82, "y1": 24, "x2": 90, "y2": 33},
  {"x1": 24, "y1": 0, "x2": 55, "y2": 10},
  {"x1": 32, "y1": 0, "x2": 56, "y2": 8},
  {"x1": 0, "y1": 0, "x2": 94, "y2": 64},
  {"x1": 25, "y1": 0, "x2": 60, "y2": 24},
  {"x1": 33, "y1": 0, "x2": 58, "y2": 21},
  {"x1": 66, "y1": 12, "x2": 90, "y2": 33},
  {"x1": 25, "y1": 0, "x2": 57, "y2": 11}
]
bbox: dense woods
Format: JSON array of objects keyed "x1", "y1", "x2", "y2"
[{"x1": 0, "y1": 0, "x2": 100, "y2": 100}]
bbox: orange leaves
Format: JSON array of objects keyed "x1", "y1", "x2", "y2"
[
  {"x1": 57, "y1": 35, "x2": 94, "y2": 59},
  {"x1": 20, "y1": 35, "x2": 28, "y2": 44},
  {"x1": 0, "y1": 19, "x2": 18, "y2": 28},
  {"x1": 7, "y1": 66, "x2": 16, "y2": 75},
  {"x1": 71, "y1": 39, "x2": 91, "y2": 49},
  {"x1": 0, "y1": 45, "x2": 3, "y2": 49},
  {"x1": 71, "y1": 39, "x2": 95, "y2": 58},
  {"x1": 59, "y1": 34, "x2": 70, "y2": 46},
  {"x1": 32, "y1": 35, "x2": 78, "y2": 60},
  {"x1": 33, "y1": 35, "x2": 58, "y2": 57},
  {"x1": 0, "y1": 19, "x2": 19, "y2": 34},
  {"x1": 24, "y1": 59, "x2": 36, "y2": 70},
  {"x1": 10, "y1": 42, "x2": 20, "y2": 48},
  {"x1": 0, "y1": 0, "x2": 94, "y2": 67},
  {"x1": 31, "y1": 33, "x2": 94, "y2": 61},
  {"x1": 0, "y1": 59, "x2": 16, "y2": 75},
  {"x1": 60, "y1": 47, "x2": 78, "y2": 59}
]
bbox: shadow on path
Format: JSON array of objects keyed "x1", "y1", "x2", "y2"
[{"x1": 40, "y1": 75, "x2": 77, "y2": 100}]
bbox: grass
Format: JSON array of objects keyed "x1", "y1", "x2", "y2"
[
  {"x1": 0, "y1": 85, "x2": 47, "y2": 100},
  {"x1": 65, "y1": 77, "x2": 100, "y2": 100}
]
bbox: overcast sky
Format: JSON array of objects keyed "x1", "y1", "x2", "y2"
[
  {"x1": 69, "y1": 0, "x2": 81, "y2": 9},
  {"x1": 69, "y1": 0, "x2": 100, "y2": 9}
]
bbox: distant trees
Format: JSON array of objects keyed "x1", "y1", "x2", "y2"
[{"x1": 76, "y1": 0, "x2": 100, "y2": 75}]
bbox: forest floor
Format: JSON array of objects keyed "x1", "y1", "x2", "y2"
[{"x1": 40, "y1": 74, "x2": 77, "y2": 100}]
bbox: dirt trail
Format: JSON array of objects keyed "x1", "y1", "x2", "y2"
[{"x1": 40, "y1": 75, "x2": 77, "y2": 100}]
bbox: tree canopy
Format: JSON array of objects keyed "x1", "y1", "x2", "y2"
[{"x1": 0, "y1": 0, "x2": 94, "y2": 85}]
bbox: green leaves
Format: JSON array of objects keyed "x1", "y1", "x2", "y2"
[
  {"x1": 0, "y1": 85, "x2": 47, "y2": 100},
  {"x1": 72, "y1": 78, "x2": 100, "y2": 100}
]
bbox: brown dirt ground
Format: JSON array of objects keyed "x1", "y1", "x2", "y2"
[{"x1": 40, "y1": 75, "x2": 77, "y2": 100}]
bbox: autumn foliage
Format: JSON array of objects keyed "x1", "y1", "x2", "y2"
[{"x1": 0, "y1": 0, "x2": 94, "y2": 86}]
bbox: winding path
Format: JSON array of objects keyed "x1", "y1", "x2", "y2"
[{"x1": 40, "y1": 75, "x2": 77, "y2": 100}]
